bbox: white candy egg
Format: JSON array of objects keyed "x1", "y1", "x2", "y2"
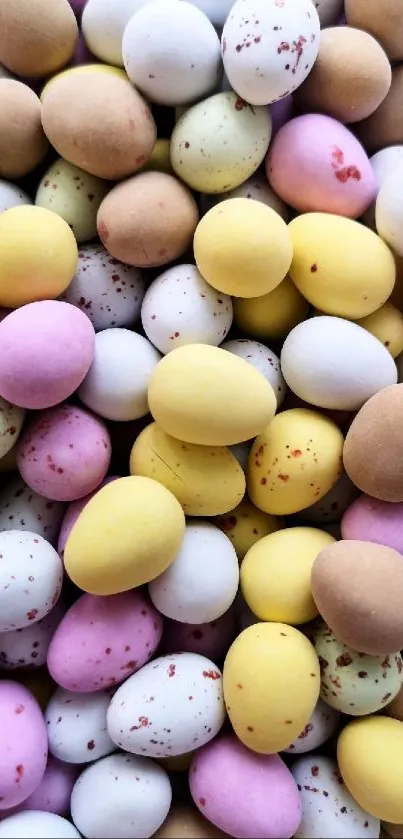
[
  {"x1": 0, "y1": 397, "x2": 24, "y2": 459},
  {"x1": 314, "y1": 0, "x2": 344, "y2": 26},
  {"x1": 60, "y1": 244, "x2": 145, "y2": 331},
  {"x1": 0, "y1": 476, "x2": 65, "y2": 545},
  {"x1": 280, "y1": 315, "x2": 397, "y2": 410},
  {"x1": 77, "y1": 328, "x2": 161, "y2": 421},
  {"x1": 200, "y1": 172, "x2": 289, "y2": 220},
  {"x1": 71, "y1": 752, "x2": 171, "y2": 839},
  {"x1": 292, "y1": 755, "x2": 380, "y2": 838},
  {"x1": 81, "y1": 0, "x2": 164, "y2": 66},
  {"x1": 141, "y1": 264, "x2": 233, "y2": 354},
  {"x1": 182, "y1": 0, "x2": 236, "y2": 27},
  {"x1": 376, "y1": 165, "x2": 403, "y2": 257},
  {"x1": 283, "y1": 698, "x2": 340, "y2": 754},
  {"x1": 149, "y1": 521, "x2": 239, "y2": 623},
  {"x1": 221, "y1": 338, "x2": 286, "y2": 406},
  {"x1": 170, "y1": 91, "x2": 272, "y2": 193},
  {"x1": 362, "y1": 146, "x2": 403, "y2": 230},
  {"x1": 45, "y1": 686, "x2": 115, "y2": 764},
  {"x1": 0, "y1": 601, "x2": 64, "y2": 669},
  {"x1": 222, "y1": 0, "x2": 321, "y2": 106},
  {"x1": 0, "y1": 180, "x2": 31, "y2": 214},
  {"x1": 299, "y1": 472, "x2": 358, "y2": 524},
  {"x1": 35, "y1": 159, "x2": 109, "y2": 244},
  {"x1": 107, "y1": 652, "x2": 226, "y2": 757},
  {"x1": 0, "y1": 531, "x2": 63, "y2": 632},
  {"x1": 122, "y1": 1, "x2": 221, "y2": 107},
  {"x1": 0, "y1": 811, "x2": 81, "y2": 839}
]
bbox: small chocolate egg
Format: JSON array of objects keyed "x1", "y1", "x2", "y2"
[
  {"x1": 81, "y1": 0, "x2": 161, "y2": 67},
  {"x1": 36, "y1": 159, "x2": 109, "y2": 244},
  {"x1": 314, "y1": 0, "x2": 345, "y2": 26},
  {"x1": 376, "y1": 166, "x2": 403, "y2": 257},
  {"x1": 214, "y1": 497, "x2": 282, "y2": 561},
  {"x1": 0, "y1": 80, "x2": 48, "y2": 178},
  {"x1": 355, "y1": 303, "x2": 403, "y2": 358},
  {"x1": 0, "y1": 0, "x2": 78, "y2": 78},
  {"x1": 154, "y1": 804, "x2": 228, "y2": 838},
  {"x1": 345, "y1": 0, "x2": 403, "y2": 60},
  {"x1": 301, "y1": 471, "x2": 358, "y2": 524},
  {"x1": 356, "y1": 66, "x2": 403, "y2": 153},
  {"x1": 363, "y1": 145, "x2": 403, "y2": 230},
  {"x1": 0, "y1": 181, "x2": 30, "y2": 215},
  {"x1": 200, "y1": 172, "x2": 289, "y2": 222},
  {"x1": 221, "y1": 340, "x2": 286, "y2": 406},
  {"x1": 233, "y1": 275, "x2": 310, "y2": 341},
  {"x1": 283, "y1": 698, "x2": 340, "y2": 754},
  {"x1": 341, "y1": 494, "x2": 403, "y2": 553}
]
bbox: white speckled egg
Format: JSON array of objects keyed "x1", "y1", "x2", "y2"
[
  {"x1": 35, "y1": 159, "x2": 109, "y2": 244},
  {"x1": 221, "y1": 339, "x2": 286, "y2": 406},
  {"x1": 60, "y1": 244, "x2": 145, "y2": 331},
  {"x1": 362, "y1": 146, "x2": 403, "y2": 230},
  {"x1": 107, "y1": 652, "x2": 225, "y2": 757},
  {"x1": 292, "y1": 755, "x2": 379, "y2": 838},
  {"x1": 376, "y1": 165, "x2": 403, "y2": 257},
  {"x1": 0, "y1": 476, "x2": 65, "y2": 545},
  {"x1": 170, "y1": 91, "x2": 272, "y2": 193},
  {"x1": 0, "y1": 180, "x2": 31, "y2": 214},
  {"x1": 122, "y1": 1, "x2": 221, "y2": 106},
  {"x1": 200, "y1": 172, "x2": 290, "y2": 220},
  {"x1": 82, "y1": 0, "x2": 164, "y2": 66},
  {"x1": 299, "y1": 472, "x2": 358, "y2": 524},
  {"x1": 281, "y1": 316, "x2": 397, "y2": 410},
  {"x1": 0, "y1": 601, "x2": 65, "y2": 670},
  {"x1": 0, "y1": 531, "x2": 63, "y2": 632},
  {"x1": 141, "y1": 264, "x2": 233, "y2": 354},
  {"x1": 222, "y1": 0, "x2": 321, "y2": 106},
  {"x1": 0, "y1": 398, "x2": 24, "y2": 459},
  {"x1": 314, "y1": 0, "x2": 344, "y2": 26},
  {"x1": 45, "y1": 686, "x2": 115, "y2": 764},
  {"x1": 0, "y1": 812, "x2": 81, "y2": 838},
  {"x1": 183, "y1": 0, "x2": 235, "y2": 27},
  {"x1": 283, "y1": 698, "x2": 340, "y2": 754}
]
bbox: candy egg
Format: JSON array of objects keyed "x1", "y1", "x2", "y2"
[
  {"x1": 356, "y1": 65, "x2": 403, "y2": 153},
  {"x1": 363, "y1": 146, "x2": 403, "y2": 230},
  {"x1": 81, "y1": 0, "x2": 162, "y2": 66},
  {"x1": 0, "y1": 476, "x2": 65, "y2": 545},
  {"x1": 233, "y1": 275, "x2": 310, "y2": 341},
  {"x1": 0, "y1": 180, "x2": 30, "y2": 215},
  {"x1": 355, "y1": 303, "x2": 403, "y2": 358},
  {"x1": 19, "y1": 755, "x2": 79, "y2": 817},
  {"x1": 314, "y1": 0, "x2": 344, "y2": 25},
  {"x1": 0, "y1": 811, "x2": 80, "y2": 837},
  {"x1": 0, "y1": 398, "x2": 24, "y2": 459},
  {"x1": 221, "y1": 339, "x2": 286, "y2": 406},
  {"x1": 45, "y1": 687, "x2": 114, "y2": 763},
  {"x1": 0, "y1": 602, "x2": 65, "y2": 670},
  {"x1": 0, "y1": 80, "x2": 48, "y2": 178},
  {"x1": 214, "y1": 497, "x2": 283, "y2": 561},
  {"x1": 0, "y1": 531, "x2": 63, "y2": 632},
  {"x1": 162, "y1": 609, "x2": 236, "y2": 661},
  {"x1": 57, "y1": 476, "x2": 117, "y2": 559},
  {"x1": 154, "y1": 804, "x2": 228, "y2": 839},
  {"x1": 345, "y1": 0, "x2": 403, "y2": 60},
  {"x1": 376, "y1": 167, "x2": 403, "y2": 257},
  {"x1": 283, "y1": 698, "x2": 340, "y2": 754},
  {"x1": 301, "y1": 471, "x2": 358, "y2": 524},
  {"x1": 385, "y1": 685, "x2": 403, "y2": 721},
  {"x1": 341, "y1": 495, "x2": 403, "y2": 553},
  {"x1": 0, "y1": 681, "x2": 48, "y2": 809},
  {"x1": 182, "y1": 0, "x2": 234, "y2": 26},
  {"x1": 107, "y1": 652, "x2": 225, "y2": 757},
  {"x1": 200, "y1": 172, "x2": 289, "y2": 221},
  {"x1": 35, "y1": 159, "x2": 109, "y2": 244},
  {"x1": 0, "y1": 0, "x2": 78, "y2": 78}
]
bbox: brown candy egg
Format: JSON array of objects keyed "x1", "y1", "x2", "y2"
[
  {"x1": 41, "y1": 69, "x2": 157, "y2": 180},
  {"x1": 343, "y1": 384, "x2": 403, "y2": 502},
  {"x1": 345, "y1": 0, "x2": 403, "y2": 60},
  {"x1": 154, "y1": 805, "x2": 228, "y2": 838},
  {"x1": 97, "y1": 171, "x2": 199, "y2": 267},
  {"x1": 0, "y1": 80, "x2": 48, "y2": 178},
  {"x1": 297, "y1": 27, "x2": 391, "y2": 124},
  {"x1": 385, "y1": 684, "x2": 403, "y2": 722},
  {"x1": 0, "y1": 0, "x2": 78, "y2": 79},
  {"x1": 356, "y1": 65, "x2": 403, "y2": 153},
  {"x1": 311, "y1": 539, "x2": 403, "y2": 655}
]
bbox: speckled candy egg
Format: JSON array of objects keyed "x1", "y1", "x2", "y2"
[
  {"x1": 0, "y1": 398, "x2": 24, "y2": 458},
  {"x1": 0, "y1": 476, "x2": 65, "y2": 546},
  {"x1": 200, "y1": 172, "x2": 289, "y2": 221},
  {"x1": 0, "y1": 180, "x2": 30, "y2": 214},
  {"x1": 221, "y1": 0, "x2": 320, "y2": 106},
  {"x1": 170, "y1": 91, "x2": 271, "y2": 194},
  {"x1": 60, "y1": 244, "x2": 145, "y2": 331},
  {"x1": 0, "y1": 681, "x2": 48, "y2": 809},
  {"x1": 107, "y1": 652, "x2": 225, "y2": 757},
  {"x1": 345, "y1": 0, "x2": 403, "y2": 61},
  {"x1": 17, "y1": 405, "x2": 111, "y2": 502},
  {"x1": 47, "y1": 590, "x2": 162, "y2": 692},
  {"x1": 283, "y1": 698, "x2": 340, "y2": 754},
  {"x1": 301, "y1": 472, "x2": 358, "y2": 524},
  {"x1": 162, "y1": 609, "x2": 236, "y2": 661},
  {"x1": 81, "y1": 0, "x2": 162, "y2": 66},
  {"x1": 214, "y1": 497, "x2": 282, "y2": 561},
  {"x1": 221, "y1": 339, "x2": 286, "y2": 407},
  {"x1": 17, "y1": 755, "x2": 79, "y2": 817},
  {"x1": 0, "y1": 601, "x2": 65, "y2": 670},
  {"x1": 45, "y1": 687, "x2": 114, "y2": 763},
  {"x1": 0, "y1": 531, "x2": 63, "y2": 632},
  {"x1": 141, "y1": 264, "x2": 233, "y2": 354},
  {"x1": 0, "y1": 812, "x2": 80, "y2": 838},
  {"x1": 341, "y1": 495, "x2": 403, "y2": 553},
  {"x1": 35, "y1": 159, "x2": 109, "y2": 244}
]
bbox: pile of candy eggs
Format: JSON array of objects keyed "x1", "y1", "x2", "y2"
[{"x1": 2, "y1": 0, "x2": 403, "y2": 837}]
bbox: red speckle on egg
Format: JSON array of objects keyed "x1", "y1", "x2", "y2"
[
  {"x1": 15, "y1": 765, "x2": 24, "y2": 782},
  {"x1": 167, "y1": 664, "x2": 176, "y2": 678},
  {"x1": 14, "y1": 704, "x2": 24, "y2": 714},
  {"x1": 203, "y1": 670, "x2": 221, "y2": 680}
]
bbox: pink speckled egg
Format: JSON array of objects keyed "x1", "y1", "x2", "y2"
[
  {"x1": 47, "y1": 590, "x2": 163, "y2": 692},
  {"x1": 57, "y1": 475, "x2": 118, "y2": 560},
  {"x1": 341, "y1": 494, "x2": 403, "y2": 553},
  {"x1": 17, "y1": 404, "x2": 111, "y2": 502},
  {"x1": 266, "y1": 114, "x2": 376, "y2": 218},
  {"x1": 0, "y1": 301, "x2": 95, "y2": 410},
  {"x1": 162, "y1": 608, "x2": 236, "y2": 661},
  {"x1": 0, "y1": 681, "x2": 48, "y2": 809},
  {"x1": 189, "y1": 734, "x2": 302, "y2": 838}
]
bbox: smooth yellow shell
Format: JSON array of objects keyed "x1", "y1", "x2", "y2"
[
  {"x1": 247, "y1": 409, "x2": 344, "y2": 515},
  {"x1": 214, "y1": 497, "x2": 283, "y2": 561},
  {"x1": 0, "y1": 205, "x2": 78, "y2": 307},
  {"x1": 223, "y1": 622, "x2": 320, "y2": 754},
  {"x1": 139, "y1": 139, "x2": 173, "y2": 175},
  {"x1": 64, "y1": 476, "x2": 185, "y2": 595},
  {"x1": 289, "y1": 212, "x2": 396, "y2": 318},
  {"x1": 147, "y1": 344, "x2": 277, "y2": 446},
  {"x1": 355, "y1": 302, "x2": 403, "y2": 358},
  {"x1": 338, "y1": 716, "x2": 403, "y2": 823},
  {"x1": 130, "y1": 422, "x2": 245, "y2": 516},
  {"x1": 233, "y1": 275, "x2": 310, "y2": 340},
  {"x1": 194, "y1": 199, "x2": 292, "y2": 298},
  {"x1": 241, "y1": 526, "x2": 335, "y2": 624}
]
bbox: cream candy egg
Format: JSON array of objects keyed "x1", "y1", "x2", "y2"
[
  {"x1": 71, "y1": 752, "x2": 171, "y2": 839},
  {"x1": 0, "y1": 601, "x2": 65, "y2": 670},
  {"x1": 0, "y1": 681, "x2": 48, "y2": 810},
  {"x1": 107, "y1": 652, "x2": 225, "y2": 757},
  {"x1": 363, "y1": 146, "x2": 403, "y2": 229},
  {"x1": 77, "y1": 328, "x2": 161, "y2": 421},
  {"x1": 45, "y1": 687, "x2": 115, "y2": 764},
  {"x1": 60, "y1": 244, "x2": 145, "y2": 331},
  {"x1": 141, "y1": 265, "x2": 233, "y2": 354},
  {"x1": 149, "y1": 521, "x2": 239, "y2": 623},
  {"x1": 0, "y1": 397, "x2": 24, "y2": 458},
  {"x1": 0, "y1": 476, "x2": 65, "y2": 546},
  {"x1": 280, "y1": 316, "x2": 397, "y2": 411},
  {"x1": 283, "y1": 698, "x2": 340, "y2": 755},
  {"x1": 0, "y1": 531, "x2": 63, "y2": 632},
  {"x1": 0, "y1": 180, "x2": 30, "y2": 214},
  {"x1": 221, "y1": 339, "x2": 286, "y2": 407},
  {"x1": 200, "y1": 172, "x2": 289, "y2": 221},
  {"x1": 123, "y1": 1, "x2": 221, "y2": 106},
  {"x1": 0, "y1": 812, "x2": 81, "y2": 838},
  {"x1": 221, "y1": 0, "x2": 320, "y2": 106},
  {"x1": 292, "y1": 756, "x2": 380, "y2": 839},
  {"x1": 82, "y1": 0, "x2": 164, "y2": 66},
  {"x1": 376, "y1": 165, "x2": 403, "y2": 257},
  {"x1": 35, "y1": 159, "x2": 109, "y2": 244}
]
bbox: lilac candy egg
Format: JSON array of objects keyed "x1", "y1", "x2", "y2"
[
  {"x1": 283, "y1": 698, "x2": 340, "y2": 754},
  {"x1": 341, "y1": 494, "x2": 403, "y2": 553},
  {"x1": 189, "y1": 734, "x2": 302, "y2": 839},
  {"x1": 162, "y1": 608, "x2": 236, "y2": 660},
  {"x1": 47, "y1": 590, "x2": 163, "y2": 692},
  {"x1": 0, "y1": 601, "x2": 65, "y2": 670},
  {"x1": 57, "y1": 476, "x2": 118, "y2": 560},
  {"x1": 0, "y1": 302, "x2": 95, "y2": 410},
  {"x1": 0, "y1": 531, "x2": 63, "y2": 632},
  {"x1": 3, "y1": 757, "x2": 80, "y2": 818},
  {"x1": 0, "y1": 681, "x2": 48, "y2": 809},
  {"x1": 266, "y1": 114, "x2": 376, "y2": 218},
  {"x1": 0, "y1": 476, "x2": 65, "y2": 546},
  {"x1": 270, "y1": 94, "x2": 294, "y2": 137},
  {"x1": 17, "y1": 404, "x2": 111, "y2": 502},
  {"x1": 45, "y1": 687, "x2": 115, "y2": 763},
  {"x1": 69, "y1": 30, "x2": 96, "y2": 65}
]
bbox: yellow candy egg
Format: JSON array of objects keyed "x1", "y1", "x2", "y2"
[
  {"x1": 240, "y1": 526, "x2": 335, "y2": 624},
  {"x1": 214, "y1": 497, "x2": 283, "y2": 561},
  {"x1": 40, "y1": 63, "x2": 128, "y2": 98},
  {"x1": 140, "y1": 139, "x2": 173, "y2": 175},
  {"x1": 64, "y1": 476, "x2": 185, "y2": 595},
  {"x1": 223, "y1": 622, "x2": 320, "y2": 754},
  {"x1": 247, "y1": 408, "x2": 344, "y2": 515},
  {"x1": 0, "y1": 205, "x2": 78, "y2": 307},
  {"x1": 233, "y1": 275, "x2": 310, "y2": 341},
  {"x1": 194, "y1": 199, "x2": 292, "y2": 298},
  {"x1": 355, "y1": 302, "x2": 403, "y2": 358},
  {"x1": 129, "y1": 422, "x2": 245, "y2": 517},
  {"x1": 157, "y1": 752, "x2": 194, "y2": 772},
  {"x1": 338, "y1": 716, "x2": 403, "y2": 823},
  {"x1": 148, "y1": 344, "x2": 277, "y2": 446},
  {"x1": 289, "y1": 212, "x2": 396, "y2": 318}
]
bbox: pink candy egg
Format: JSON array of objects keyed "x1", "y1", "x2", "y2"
[
  {"x1": 0, "y1": 681, "x2": 48, "y2": 809},
  {"x1": 17, "y1": 404, "x2": 111, "y2": 502},
  {"x1": 0, "y1": 301, "x2": 95, "y2": 410},
  {"x1": 162, "y1": 608, "x2": 236, "y2": 661},
  {"x1": 341, "y1": 494, "x2": 403, "y2": 553},
  {"x1": 3, "y1": 756, "x2": 80, "y2": 818},
  {"x1": 266, "y1": 113, "x2": 376, "y2": 218}
]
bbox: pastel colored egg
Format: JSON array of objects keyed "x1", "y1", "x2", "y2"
[
  {"x1": 162, "y1": 609, "x2": 236, "y2": 661},
  {"x1": 0, "y1": 476, "x2": 65, "y2": 545},
  {"x1": 0, "y1": 80, "x2": 48, "y2": 179},
  {"x1": 223, "y1": 622, "x2": 320, "y2": 754},
  {"x1": 363, "y1": 146, "x2": 403, "y2": 230},
  {"x1": 0, "y1": 0, "x2": 78, "y2": 79},
  {"x1": 182, "y1": 0, "x2": 234, "y2": 26},
  {"x1": 0, "y1": 180, "x2": 30, "y2": 214},
  {"x1": 40, "y1": 63, "x2": 128, "y2": 99},
  {"x1": 17, "y1": 405, "x2": 111, "y2": 502},
  {"x1": 355, "y1": 303, "x2": 403, "y2": 358},
  {"x1": 315, "y1": 0, "x2": 344, "y2": 25},
  {"x1": 139, "y1": 138, "x2": 173, "y2": 176},
  {"x1": 15, "y1": 670, "x2": 56, "y2": 713},
  {"x1": 0, "y1": 398, "x2": 24, "y2": 459},
  {"x1": 153, "y1": 804, "x2": 228, "y2": 839},
  {"x1": 376, "y1": 167, "x2": 403, "y2": 257},
  {"x1": 35, "y1": 159, "x2": 109, "y2": 244},
  {"x1": 345, "y1": 0, "x2": 403, "y2": 60},
  {"x1": 0, "y1": 531, "x2": 63, "y2": 632},
  {"x1": 0, "y1": 812, "x2": 80, "y2": 838},
  {"x1": 200, "y1": 172, "x2": 289, "y2": 221},
  {"x1": 233, "y1": 275, "x2": 310, "y2": 341},
  {"x1": 81, "y1": 0, "x2": 162, "y2": 66},
  {"x1": 189, "y1": 735, "x2": 301, "y2": 839},
  {"x1": 0, "y1": 601, "x2": 65, "y2": 669},
  {"x1": 300, "y1": 471, "x2": 358, "y2": 524},
  {"x1": 341, "y1": 495, "x2": 403, "y2": 552},
  {"x1": 0, "y1": 205, "x2": 78, "y2": 308},
  {"x1": 148, "y1": 344, "x2": 277, "y2": 446},
  {"x1": 221, "y1": 339, "x2": 286, "y2": 406},
  {"x1": 45, "y1": 687, "x2": 114, "y2": 764},
  {"x1": 17, "y1": 756, "x2": 79, "y2": 817},
  {"x1": 0, "y1": 681, "x2": 48, "y2": 809},
  {"x1": 283, "y1": 698, "x2": 340, "y2": 754},
  {"x1": 64, "y1": 476, "x2": 185, "y2": 595},
  {"x1": 47, "y1": 590, "x2": 162, "y2": 692},
  {"x1": 355, "y1": 66, "x2": 403, "y2": 154},
  {"x1": 214, "y1": 497, "x2": 283, "y2": 561},
  {"x1": 57, "y1": 476, "x2": 117, "y2": 560}
]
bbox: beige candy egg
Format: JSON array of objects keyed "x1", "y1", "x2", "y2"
[
  {"x1": 356, "y1": 65, "x2": 403, "y2": 153},
  {"x1": 314, "y1": 0, "x2": 344, "y2": 25},
  {"x1": 154, "y1": 805, "x2": 228, "y2": 838},
  {"x1": 345, "y1": 0, "x2": 403, "y2": 60},
  {"x1": 36, "y1": 159, "x2": 109, "y2": 244},
  {"x1": 0, "y1": 80, "x2": 48, "y2": 178},
  {"x1": 0, "y1": 0, "x2": 78, "y2": 78}
]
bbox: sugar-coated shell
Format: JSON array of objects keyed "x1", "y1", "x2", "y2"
[
  {"x1": 376, "y1": 167, "x2": 403, "y2": 258},
  {"x1": 57, "y1": 476, "x2": 117, "y2": 559},
  {"x1": 363, "y1": 146, "x2": 403, "y2": 230},
  {"x1": 45, "y1": 686, "x2": 115, "y2": 764},
  {"x1": 0, "y1": 180, "x2": 30, "y2": 214},
  {"x1": 0, "y1": 397, "x2": 24, "y2": 459},
  {"x1": 200, "y1": 172, "x2": 289, "y2": 221},
  {"x1": 0, "y1": 811, "x2": 80, "y2": 838},
  {"x1": 341, "y1": 494, "x2": 403, "y2": 553},
  {"x1": 0, "y1": 0, "x2": 78, "y2": 79},
  {"x1": 0, "y1": 601, "x2": 65, "y2": 670},
  {"x1": 314, "y1": 0, "x2": 344, "y2": 26},
  {"x1": 300, "y1": 471, "x2": 358, "y2": 524},
  {"x1": 182, "y1": 0, "x2": 235, "y2": 26},
  {"x1": 162, "y1": 609, "x2": 236, "y2": 661},
  {"x1": 0, "y1": 681, "x2": 48, "y2": 809},
  {"x1": 283, "y1": 698, "x2": 340, "y2": 754},
  {"x1": 17, "y1": 756, "x2": 79, "y2": 817},
  {"x1": 233, "y1": 275, "x2": 310, "y2": 342},
  {"x1": 0, "y1": 531, "x2": 63, "y2": 632},
  {"x1": 0, "y1": 476, "x2": 65, "y2": 546},
  {"x1": 221, "y1": 339, "x2": 286, "y2": 406},
  {"x1": 81, "y1": 0, "x2": 163, "y2": 67},
  {"x1": 214, "y1": 496, "x2": 282, "y2": 561},
  {"x1": 35, "y1": 158, "x2": 109, "y2": 244}
]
